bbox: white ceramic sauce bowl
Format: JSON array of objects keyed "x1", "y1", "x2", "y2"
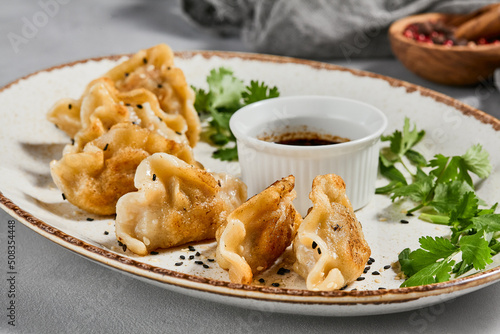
[{"x1": 230, "y1": 96, "x2": 388, "y2": 215}]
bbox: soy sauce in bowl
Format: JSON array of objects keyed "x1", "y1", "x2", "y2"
[{"x1": 262, "y1": 131, "x2": 350, "y2": 146}]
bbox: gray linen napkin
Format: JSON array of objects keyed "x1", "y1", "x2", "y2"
[{"x1": 181, "y1": 0, "x2": 499, "y2": 59}]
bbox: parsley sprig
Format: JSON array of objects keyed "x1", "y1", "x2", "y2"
[
  {"x1": 378, "y1": 118, "x2": 499, "y2": 287},
  {"x1": 192, "y1": 67, "x2": 279, "y2": 161}
]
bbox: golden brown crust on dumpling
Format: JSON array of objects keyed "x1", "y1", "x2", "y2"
[
  {"x1": 310, "y1": 174, "x2": 354, "y2": 214},
  {"x1": 293, "y1": 174, "x2": 371, "y2": 291},
  {"x1": 216, "y1": 175, "x2": 301, "y2": 284},
  {"x1": 50, "y1": 77, "x2": 191, "y2": 156},
  {"x1": 115, "y1": 153, "x2": 247, "y2": 255},
  {"x1": 105, "y1": 44, "x2": 201, "y2": 147},
  {"x1": 47, "y1": 97, "x2": 83, "y2": 138},
  {"x1": 50, "y1": 123, "x2": 197, "y2": 215}
]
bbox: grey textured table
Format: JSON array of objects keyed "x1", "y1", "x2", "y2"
[{"x1": 1, "y1": 1, "x2": 500, "y2": 333}]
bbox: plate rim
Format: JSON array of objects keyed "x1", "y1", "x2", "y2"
[{"x1": 1, "y1": 50, "x2": 500, "y2": 306}]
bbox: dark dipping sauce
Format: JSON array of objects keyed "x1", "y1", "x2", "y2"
[{"x1": 260, "y1": 131, "x2": 350, "y2": 146}]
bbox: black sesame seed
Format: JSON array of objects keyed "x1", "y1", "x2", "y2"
[
  {"x1": 137, "y1": 104, "x2": 143, "y2": 109},
  {"x1": 217, "y1": 180, "x2": 222, "y2": 187},
  {"x1": 356, "y1": 277, "x2": 365, "y2": 281},
  {"x1": 68, "y1": 104, "x2": 72, "y2": 109},
  {"x1": 158, "y1": 116, "x2": 162, "y2": 121},
  {"x1": 150, "y1": 251, "x2": 159, "y2": 255},
  {"x1": 207, "y1": 259, "x2": 215, "y2": 262},
  {"x1": 188, "y1": 246, "x2": 196, "y2": 251},
  {"x1": 118, "y1": 241, "x2": 124, "y2": 247},
  {"x1": 54, "y1": 124, "x2": 59, "y2": 128},
  {"x1": 378, "y1": 287, "x2": 386, "y2": 290},
  {"x1": 367, "y1": 260, "x2": 373, "y2": 265},
  {"x1": 195, "y1": 252, "x2": 201, "y2": 256},
  {"x1": 103, "y1": 143, "x2": 109, "y2": 151},
  {"x1": 175, "y1": 262, "x2": 183, "y2": 266},
  {"x1": 351, "y1": 288, "x2": 357, "y2": 291},
  {"x1": 258, "y1": 278, "x2": 265, "y2": 283},
  {"x1": 175, "y1": 131, "x2": 182, "y2": 135},
  {"x1": 189, "y1": 255, "x2": 194, "y2": 260},
  {"x1": 157, "y1": 84, "x2": 163, "y2": 88},
  {"x1": 122, "y1": 244, "x2": 127, "y2": 252},
  {"x1": 180, "y1": 255, "x2": 185, "y2": 260},
  {"x1": 372, "y1": 271, "x2": 380, "y2": 275},
  {"x1": 339, "y1": 285, "x2": 348, "y2": 290},
  {"x1": 195, "y1": 261, "x2": 203, "y2": 265},
  {"x1": 312, "y1": 241, "x2": 317, "y2": 249},
  {"x1": 86, "y1": 217, "x2": 94, "y2": 221},
  {"x1": 333, "y1": 224, "x2": 340, "y2": 231},
  {"x1": 384, "y1": 265, "x2": 391, "y2": 270},
  {"x1": 317, "y1": 248, "x2": 322, "y2": 255},
  {"x1": 203, "y1": 264, "x2": 209, "y2": 269},
  {"x1": 71, "y1": 138, "x2": 75, "y2": 145},
  {"x1": 62, "y1": 193, "x2": 66, "y2": 200},
  {"x1": 363, "y1": 266, "x2": 370, "y2": 274},
  {"x1": 400, "y1": 219, "x2": 409, "y2": 224},
  {"x1": 143, "y1": 58, "x2": 147, "y2": 64},
  {"x1": 167, "y1": 66, "x2": 171, "y2": 70},
  {"x1": 125, "y1": 72, "x2": 129, "y2": 77},
  {"x1": 406, "y1": 212, "x2": 414, "y2": 217},
  {"x1": 104, "y1": 231, "x2": 109, "y2": 235},
  {"x1": 277, "y1": 268, "x2": 290, "y2": 275},
  {"x1": 125, "y1": 103, "x2": 131, "y2": 106},
  {"x1": 152, "y1": 174, "x2": 157, "y2": 181},
  {"x1": 271, "y1": 283, "x2": 280, "y2": 287},
  {"x1": 369, "y1": 257, "x2": 375, "y2": 263}
]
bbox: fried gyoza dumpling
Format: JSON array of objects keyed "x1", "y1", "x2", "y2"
[
  {"x1": 47, "y1": 78, "x2": 126, "y2": 138},
  {"x1": 47, "y1": 94, "x2": 86, "y2": 138},
  {"x1": 105, "y1": 44, "x2": 201, "y2": 147},
  {"x1": 216, "y1": 175, "x2": 302, "y2": 284},
  {"x1": 293, "y1": 174, "x2": 371, "y2": 291},
  {"x1": 63, "y1": 78, "x2": 189, "y2": 154},
  {"x1": 50, "y1": 123, "x2": 198, "y2": 215},
  {"x1": 115, "y1": 153, "x2": 247, "y2": 255}
]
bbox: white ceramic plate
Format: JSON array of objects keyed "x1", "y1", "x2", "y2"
[{"x1": 1, "y1": 51, "x2": 500, "y2": 317}]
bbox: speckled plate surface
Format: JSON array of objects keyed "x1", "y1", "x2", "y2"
[{"x1": 1, "y1": 51, "x2": 500, "y2": 317}]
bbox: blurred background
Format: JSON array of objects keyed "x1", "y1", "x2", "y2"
[{"x1": 2, "y1": 0, "x2": 500, "y2": 117}]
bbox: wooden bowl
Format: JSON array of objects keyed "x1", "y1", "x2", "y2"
[{"x1": 389, "y1": 13, "x2": 500, "y2": 86}]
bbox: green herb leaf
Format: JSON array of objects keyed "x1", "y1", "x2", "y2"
[
  {"x1": 206, "y1": 67, "x2": 245, "y2": 110},
  {"x1": 405, "y1": 149, "x2": 427, "y2": 167},
  {"x1": 378, "y1": 157, "x2": 407, "y2": 184},
  {"x1": 212, "y1": 146, "x2": 238, "y2": 161},
  {"x1": 192, "y1": 87, "x2": 211, "y2": 114},
  {"x1": 419, "y1": 213, "x2": 450, "y2": 225},
  {"x1": 377, "y1": 119, "x2": 497, "y2": 288},
  {"x1": 398, "y1": 237, "x2": 457, "y2": 278},
  {"x1": 471, "y1": 214, "x2": 500, "y2": 233},
  {"x1": 461, "y1": 144, "x2": 492, "y2": 179},
  {"x1": 193, "y1": 67, "x2": 280, "y2": 161},
  {"x1": 460, "y1": 232, "x2": 493, "y2": 270},
  {"x1": 242, "y1": 80, "x2": 279, "y2": 105},
  {"x1": 390, "y1": 174, "x2": 434, "y2": 203},
  {"x1": 401, "y1": 258, "x2": 455, "y2": 287},
  {"x1": 453, "y1": 260, "x2": 474, "y2": 277},
  {"x1": 449, "y1": 192, "x2": 479, "y2": 223},
  {"x1": 430, "y1": 180, "x2": 474, "y2": 214}
]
